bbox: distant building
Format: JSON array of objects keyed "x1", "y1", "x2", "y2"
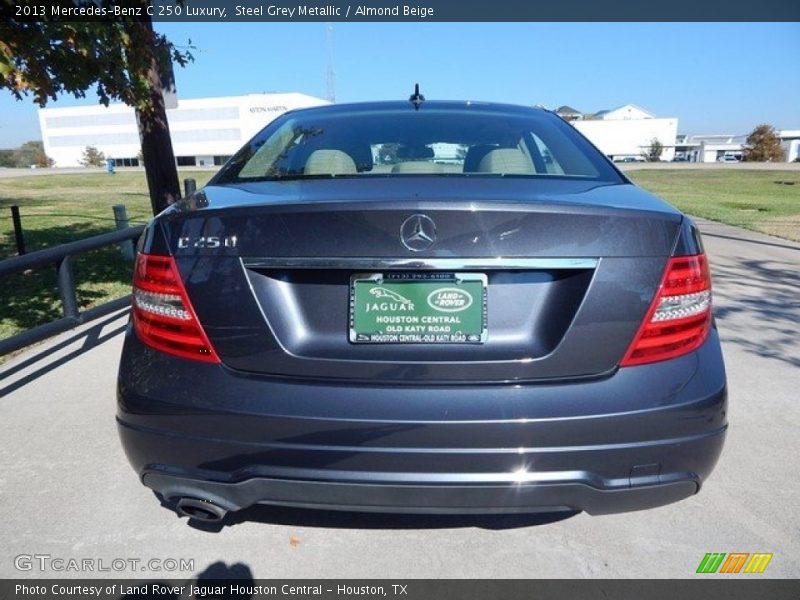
[
  {"x1": 779, "y1": 130, "x2": 800, "y2": 162},
  {"x1": 556, "y1": 103, "x2": 678, "y2": 161},
  {"x1": 589, "y1": 104, "x2": 655, "y2": 121},
  {"x1": 554, "y1": 105, "x2": 583, "y2": 122},
  {"x1": 38, "y1": 92, "x2": 329, "y2": 168},
  {"x1": 674, "y1": 134, "x2": 746, "y2": 163},
  {"x1": 673, "y1": 130, "x2": 799, "y2": 163}
]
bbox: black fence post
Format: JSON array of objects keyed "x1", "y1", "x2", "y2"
[
  {"x1": 184, "y1": 178, "x2": 196, "y2": 196},
  {"x1": 57, "y1": 256, "x2": 79, "y2": 320},
  {"x1": 112, "y1": 204, "x2": 134, "y2": 260},
  {"x1": 0, "y1": 225, "x2": 145, "y2": 357},
  {"x1": 10, "y1": 205, "x2": 26, "y2": 255}
]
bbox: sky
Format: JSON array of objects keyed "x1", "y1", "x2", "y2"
[{"x1": 1, "y1": 22, "x2": 799, "y2": 148}]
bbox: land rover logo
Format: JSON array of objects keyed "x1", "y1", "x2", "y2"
[
  {"x1": 427, "y1": 287, "x2": 473, "y2": 313},
  {"x1": 400, "y1": 214, "x2": 437, "y2": 252}
]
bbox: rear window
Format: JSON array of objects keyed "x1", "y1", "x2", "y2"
[{"x1": 215, "y1": 106, "x2": 622, "y2": 183}]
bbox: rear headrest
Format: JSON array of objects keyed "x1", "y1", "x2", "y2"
[
  {"x1": 304, "y1": 150, "x2": 357, "y2": 175},
  {"x1": 477, "y1": 148, "x2": 535, "y2": 175},
  {"x1": 462, "y1": 144, "x2": 497, "y2": 172}
]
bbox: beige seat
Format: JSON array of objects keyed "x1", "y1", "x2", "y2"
[
  {"x1": 391, "y1": 161, "x2": 445, "y2": 174},
  {"x1": 304, "y1": 150, "x2": 357, "y2": 175},
  {"x1": 477, "y1": 148, "x2": 535, "y2": 175}
]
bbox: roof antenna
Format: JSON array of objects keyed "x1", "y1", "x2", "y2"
[{"x1": 409, "y1": 83, "x2": 425, "y2": 111}]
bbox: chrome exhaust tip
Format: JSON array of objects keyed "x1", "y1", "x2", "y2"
[{"x1": 175, "y1": 497, "x2": 227, "y2": 523}]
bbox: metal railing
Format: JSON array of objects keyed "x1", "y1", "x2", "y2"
[{"x1": 0, "y1": 225, "x2": 145, "y2": 356}]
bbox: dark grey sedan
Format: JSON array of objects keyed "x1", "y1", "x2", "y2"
[{"x1": 117, "y1": 99, "x2": 727, "y2": 523}]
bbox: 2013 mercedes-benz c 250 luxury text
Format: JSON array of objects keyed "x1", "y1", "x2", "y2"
[{"x1": 117, "y1": 91, "x2": 727, "y2": 523}]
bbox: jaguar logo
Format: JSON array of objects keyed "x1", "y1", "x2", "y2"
[
  {"x1": 369, "y1": 287, "x2": 413, "y2": 305},
  {"x1": 427, "y1": 288, "x2": 473, "y2": 313},
  {"x1": 364, "y1": 287, "x2": 415, "y2": 313},
  {"x1": 400, "y1": 214, "x2": 437, "y2": 252}
]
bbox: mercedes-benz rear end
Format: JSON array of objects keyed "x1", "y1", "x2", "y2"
[{"x1": 117, "y1": 101, "x2": 726, "y2": 522}]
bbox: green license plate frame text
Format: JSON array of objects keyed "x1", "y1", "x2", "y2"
[{"x1": 349, "y1": 272, "x2": 487, "y2": 344}]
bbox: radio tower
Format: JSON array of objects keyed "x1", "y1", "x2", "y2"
[{"x1": 325, "y1": 24, "x2": 336, "y2": 103}]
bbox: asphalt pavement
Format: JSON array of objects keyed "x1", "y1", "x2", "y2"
[{"x1": 1, "y1": 219, "x2": 798, "y2": 579}]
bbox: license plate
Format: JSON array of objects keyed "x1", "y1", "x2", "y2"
[{"x1": 349, "y1": 272, "x2": 487, "y2": 344}]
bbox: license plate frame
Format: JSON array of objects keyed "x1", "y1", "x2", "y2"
[{"x1": 349, "y1": 272, "x2": 487, "y2": 344}]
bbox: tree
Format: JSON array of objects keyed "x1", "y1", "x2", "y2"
[
  {"x1": 80, "y1": 145, "x2": 106, "y2": 167},
  {"x1": 643, "y1": 138, "x2": 664, "y2": 162},
  {"x1": 0, "y1": 148, "x2": 14, "y2": 167},
  {"x1": 0, "y1": 2, "x2": 194, "y2": 213},
  {"x1": 743, "y1": 124, "x2": 785, "y2": 162},
  {"x1": 14, "y1": 140, "x2": 53, "y2": 167}
]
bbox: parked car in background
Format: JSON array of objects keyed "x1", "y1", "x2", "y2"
[{"x1": 117, "y1": 98, "x2": 727, "y2": 523}]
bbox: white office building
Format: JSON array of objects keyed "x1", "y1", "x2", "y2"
[
  {"x1": 38, "y1": 92, "x2": 329, "y2": 168},
  {"x1": 556, "y1": 104, "x2": 678, "y2": 161}
]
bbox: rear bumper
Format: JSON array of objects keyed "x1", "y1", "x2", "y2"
[
  {"x1": 117, "y1": 327, "x2": 727, "y2": 515},
  {"x1": 139, "y1": 470, "x2": 705, "y2": 516}
]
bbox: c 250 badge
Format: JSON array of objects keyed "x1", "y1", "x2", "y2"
[{"x1": 177, "y1": 236, "x2": 238, "y2": 249}]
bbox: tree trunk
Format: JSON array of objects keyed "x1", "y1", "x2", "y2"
[{"x1": 135, "y1": 19, "x2": 180, "y2": 215}]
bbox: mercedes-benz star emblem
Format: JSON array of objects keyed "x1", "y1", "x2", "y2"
[{"x1": 400, "y1": 214, "x2": 437, "y2": 252}]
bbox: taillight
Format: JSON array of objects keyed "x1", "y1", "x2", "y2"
[
  {"x1": 621, "y1": 254, "x2": 712, "y2": 366},
  {"x1": 131, "y1": 253, "x2": 220, "y2": 363}
]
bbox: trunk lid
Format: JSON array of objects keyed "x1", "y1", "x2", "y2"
[{"x1": 156, "y1": 179, "x2": 682, "y2": 383}]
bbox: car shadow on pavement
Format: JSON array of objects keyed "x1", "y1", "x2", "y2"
[
  {"x1": 168, "y1": 498, "x2": 578, "y2": 533},
  {"x1": 0, "y1": 308, "x2": 128, "y2": 396}
]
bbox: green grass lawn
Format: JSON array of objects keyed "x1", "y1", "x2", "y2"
[
  {"x1": 0, "y1": 170, "x2": 213, "y2": 343},
  {"x1": 0, "y1": 168, "x2": 798, "y2": 345},
  {"x1": 627, "y1": 169, "x2": 800, "y2": 241}
]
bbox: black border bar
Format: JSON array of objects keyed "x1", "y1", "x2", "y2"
[
  {"x1": 3, "y1": 0, "x2": 800, "y2": 22},
  {"x1": 2, "y1": 579, "x2": 800, "y2": 600}
]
